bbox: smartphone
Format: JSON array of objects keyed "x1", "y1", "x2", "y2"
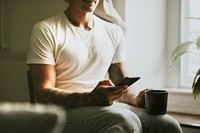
[{"x1": 115, "y1": 77, "x2": 140, "y2": 86}]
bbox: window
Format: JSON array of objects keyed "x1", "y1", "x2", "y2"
[
  {"x1": 167, "y1": 1, "x2": 200, "y2": 115},
  {"x1": 180, "y1": 0, "x2": 200, "y2": 87}
]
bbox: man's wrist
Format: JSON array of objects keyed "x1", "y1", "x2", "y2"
[
  {"x1": 118, "y1": 93, "x2": 137, "y2": 106},
  {"x1": 79, "y1": 92, "x2": 93, "y2": 106}
]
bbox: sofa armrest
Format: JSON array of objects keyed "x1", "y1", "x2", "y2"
[{"x1": 0, "y1": 102, "x2": 66, "y2": 133}]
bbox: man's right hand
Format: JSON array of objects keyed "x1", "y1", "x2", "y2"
[{"x1": 89, "y1": 80, "x2": 129, "y2": 106}]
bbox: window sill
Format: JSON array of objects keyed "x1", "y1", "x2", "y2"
[
  {"x1": 168, "y1": 112, "x2": 200, "y2": 129},
  {"x1": 166, "y1": 88, "x2": 200, "y2": 115}
]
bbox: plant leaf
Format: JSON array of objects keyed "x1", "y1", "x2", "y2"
[
  {"x1": 196, "y1": 36, "x2": 200, "y2": 49},
  {"x1": 170, "y1": 41, "x2": 193, "y2": 67},
  {"x1": 187, "y1": 17, "x2": 200, "y2": 20},
  {"x1": 192, "y1": 68, "x2": 200, "y2": 99}
]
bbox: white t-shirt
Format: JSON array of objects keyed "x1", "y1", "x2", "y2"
[{"x1": 27, "y1": 13, "x2": 126, "y2": 93}]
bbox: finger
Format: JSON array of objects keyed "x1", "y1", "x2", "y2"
[
  {"x1": 138, "y1": 91, "x2": 145, "y2": 96},
  {"x1": 144, "y1": 88, "x2": 153, "y2": 92},
  {"x1": 99, "y1": 79, "x2": 114, "y2": 86},
  {"x1": 107, "y1": 86, "x2": 128, "y2": 93},
  {"x1": 110, "y1": 88, "x2": 128, "y2": 100},
  {"x1": 102, "y1": 88, "x2": 125, "y2": 100},
  {"x1": 139, "y1": 89, "x2": 150, "y2": 96},
  {"x1": 114, "y1": 87, "x2": 129, "y2": 95},
  {"x1": 111, "y1": 95, "x2": 122, "y2": 101}
]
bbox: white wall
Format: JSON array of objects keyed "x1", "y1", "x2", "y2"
[{"x1": 124, "y1": 0, "x2": 167, "y2": 92}]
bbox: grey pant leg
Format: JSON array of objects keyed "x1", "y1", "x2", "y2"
[
  {"x1": 115, "y1": 102, "x2": 183, "y2": 133},
  {"x1": 63, "y1": 105, "x2": 142, "y2": 133}
]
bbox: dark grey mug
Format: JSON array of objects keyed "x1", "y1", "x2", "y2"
[{"x1": 145, "y1": 90, "x2": 168, "y2": 115}]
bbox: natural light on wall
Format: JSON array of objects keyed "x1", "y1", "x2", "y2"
[{"x1": 180, "y1": 0, "x2": 200, "y2": 88}]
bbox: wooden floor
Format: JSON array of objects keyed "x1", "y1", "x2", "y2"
[{"x1": 168, "y1": 112, "x2": 200, "y2": 129}]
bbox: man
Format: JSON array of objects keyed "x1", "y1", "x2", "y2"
[{"x1": 27, "y1": 0, "x2": 183, "y2": 132}]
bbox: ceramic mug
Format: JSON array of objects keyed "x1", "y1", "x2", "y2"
[{"x1": 145, "y1": 90, "x2": 168, "y2": 115}]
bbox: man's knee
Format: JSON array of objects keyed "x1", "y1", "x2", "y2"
[{"x1": 142, "y1": 114, "x2": 183, "y2": 133}]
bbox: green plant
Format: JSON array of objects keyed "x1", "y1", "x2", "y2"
[
  {"x1": 170, "y1": 28, "x2": 200, "y2": 99},
  {"x1": 192, "y1": 68, "x2": 200, "y2": 99}
]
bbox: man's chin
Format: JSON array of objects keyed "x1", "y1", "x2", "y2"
[{"x1": 83, "y1": 6, "x2": 97, "y2": 13}]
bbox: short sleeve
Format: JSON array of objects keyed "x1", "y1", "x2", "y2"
[
  {"x1": 112, "y1": 26, "x2": 126, "y2": 63},
  {"x1": 26, "y1": 22, "x2": 55, "y2": 65}
]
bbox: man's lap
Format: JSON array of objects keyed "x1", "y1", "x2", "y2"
[
  {"x1": 63, "y1": 102, "x2": 183, "y2": 133},
  {"x1": 63, "y1": 104, "x2": 142, "y2": 133}
]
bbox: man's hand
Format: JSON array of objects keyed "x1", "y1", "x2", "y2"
[
  {"x1": 89, "y1": 80, "x2": 129, "y2": 106},
  {"x1": 119, "y1": 89, "x2": 150, "y2": 107},
  {"x1": 134, "y1": 89, "x2": 146, "y2": 107}
]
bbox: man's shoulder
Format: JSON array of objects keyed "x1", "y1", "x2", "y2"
[
  {"x1": 33, "y1": 13, "x2": 68, "y2": 32},
  {"x1": 41, "y1": 13, "x2": 65, "y2": 25}
]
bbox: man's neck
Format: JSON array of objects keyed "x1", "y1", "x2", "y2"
[{"x1": 65, "y1": 8, "x2": 94, "y2": 31}]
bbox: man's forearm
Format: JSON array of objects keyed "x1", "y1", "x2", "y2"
[
  {"x1": 108, "y1": 63, "x2": 127, "y2": 85},
  {"x1": 37, "y1": 88, "x2": 92, "y2": 109}
]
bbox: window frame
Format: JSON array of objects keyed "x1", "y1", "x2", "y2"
[
  {"x1": 179, "y1": 0, "x2": 200, "y2": 88},
  {"x1": 166, "y1": 0, "x2": 200, "y2": 115},
  {"x1": 166, "y1": 0, "x2": 200, "y2": 88}
]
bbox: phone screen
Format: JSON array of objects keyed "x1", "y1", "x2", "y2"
[{"x1": 115, "y1": 77, "x2": 140, "y2": 86}]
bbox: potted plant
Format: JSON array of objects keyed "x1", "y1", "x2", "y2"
[{"x1": 170, "y1": 30, "x2": 200, "y2": 99}]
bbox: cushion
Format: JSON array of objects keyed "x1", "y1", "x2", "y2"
[{"x1": 0, "y1": 102, "x2": 66, "y2": 133}]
